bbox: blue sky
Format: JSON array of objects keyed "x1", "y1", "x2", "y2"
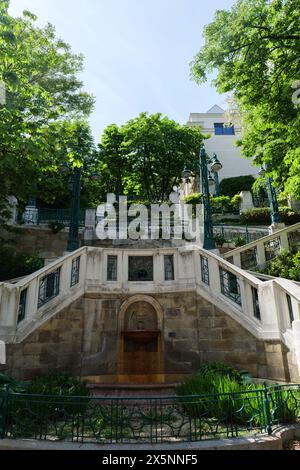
[{"x1": 9, "y1": 0, "x2": 235, "y2": 142}]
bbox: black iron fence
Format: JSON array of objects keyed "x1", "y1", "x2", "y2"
[
  {"x1": 21, "y1": 208, "x2": 86, "y2": 227},
  {"x1": 0, "y1": 385, "x2": 299, "y2": 444}
]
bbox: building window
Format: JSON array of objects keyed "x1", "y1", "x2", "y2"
[
  {"x1": 107, "y1": 255, "x2": 118, "y2": 281},
  {"x1": 264, "y1": 238, "x2": 281, "y2": 262},
  {"x1": 164, "y1": 255, "x2": 174, "y2": 281},
  {"x1": 128, "y1": 256, "x2": 153, "y2": 282},
  {"x1": 38, "y1": 268, "x2": 61, "y2": 308},
  {"x1": 286, "y1": 294, "x2": 294, "y2": 326},
  {"x1": 214, "y1": 123, "x2": 235, "y2": 135},
  {"x1": 219, "y1": 267, "x2": 241, "y2": 305},
  {"x1": 70, "y1": 256, "x2": 81, "y2": 287},
  {"x1": 18, "y1": 288, "x2": 28, "y2": 324},
  {"x1": 251, "y1": 287, "x2": 261, "y2": 320},
  {"x1": 200, "y1": 255, "x2": 210, "y2": 285}
]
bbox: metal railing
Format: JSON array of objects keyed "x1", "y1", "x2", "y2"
[
  {"x1": 213, "y1": 225, "x2": 269, "y2": 244},
  {"x1": 21, "y1": 208, "x2": 86, "y2": 227},
  {"x1": 0, "y1": 385, "x2": 299, "y2": 444},
  {"x1": 38, "y1": 208, "x2": 86, "y2": 227},
  {"x1": 223, "y1": 222, "x2": 300, "y2": 269}
]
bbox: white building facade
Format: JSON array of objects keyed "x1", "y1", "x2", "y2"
[{"x1": 187, "y1": 105, "x2": 260, "y2": 181}]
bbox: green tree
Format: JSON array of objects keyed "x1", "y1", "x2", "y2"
[
  {"x1": 191, "y1": 0, "x2": 300, "y2": 198},
  {"x1": 0, "y1": 2, "x2": 95, "y2": 221},
  {"x1": 98, "y1": 113, "x2": 204, "y2": 201}
]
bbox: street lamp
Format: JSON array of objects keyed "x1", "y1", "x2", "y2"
[
  {"x1": 182, "y1": 147, "x2": 217, "y2": 250},
  {"x1": 258, "y1": 165, "x2": 281, "y2": 225},
  {"x1": 61, "y1": 163, "x2": 101, "y2": 252},
  {"x1": 200, "y1": 147, "x2": 216, "y2": 250},
  {"x1": 210, "y1": 153, "x2": 223, "y2": 197}
]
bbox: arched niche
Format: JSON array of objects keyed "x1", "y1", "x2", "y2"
[{"x1": 117, "y1": 295, "x2": 164, "y2": 384}]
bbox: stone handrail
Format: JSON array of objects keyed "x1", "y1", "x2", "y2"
[
  {"x1": 0, "y1": 245, "x2": 300, "y2": 374},
  {"x1": 0, "y1": 247, "x2": 88, "y2": 343},
  {"x1": 223, "y1": 222, "x2": 300, "y2": 269}
]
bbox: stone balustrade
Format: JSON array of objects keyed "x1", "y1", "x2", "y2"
[
  {"x1": 0, "y1": 244, "x2": 300, "y2": 379},
  {"x1": 223, "y1": 222, "x2": 300, "y2": 270}
]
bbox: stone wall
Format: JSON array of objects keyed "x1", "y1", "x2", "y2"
[
  {"x1": 0, "y1": 226, "x2": 83, "y2": 260},
  {"x1": 3, "y1": 290, "x2": 299, "y2": 383}
]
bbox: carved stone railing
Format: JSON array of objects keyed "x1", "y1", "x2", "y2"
[
  {"x1": 0, "y1": 244, "x2": 300, "y2": 375},
  {"x1": 223, "y1": 222, "x2": 300, "y2": 270}
]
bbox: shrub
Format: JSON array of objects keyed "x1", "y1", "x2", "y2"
[
  {"x1": 240, "y1": 207, "x2": 300, "y2": 226},
  {"x1": 7, "y1": 373, "x2": 91, "y2": 439},
  {"x1": 251, "y1": 176, "x2": 268, "y2": 206},
  {"x1": 26, "y1": 372, "x2": 89, "y2": 397},
  {"x1": 183, "y1": 193, "x2": 203, "y2": 205},
  {"x1": 176, "y1": 363, "x2": 250, "y2": 397},
  {"x1": 0, "y1": 373, "x2": 29, "y2": 393},
  {"x1": 220, "y1": 175, "x2": 256, "y2": 198},
  {"x1": 213, "y1": 234, "x2": 228, "y2": 247},
  {"x1": 184, "y1": 193, "x2": 241, "y2": 215},
  {"x1": 197, "y1": 362, "x2": 245, "y2": 383},
  {"x1": 0, "y1": 245, "x2": 44, "y2": 281},
  {"x1": 231, "y1": 235, "x2": 247, "y2": 247},
  {"x1": 210, "y1": 196, "x2": 232, "y2": 213},
  {"x1": 256, "y1": 249, "x2": 300, "y2": 281},
  {"x1": 176, "y1": 363, "x2": 262, "y2": 425}
]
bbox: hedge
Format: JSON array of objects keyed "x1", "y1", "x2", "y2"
[
  {"x1": 240, "y1": 207, "x2": 300, "y2": 226},
  {"x1": 219, "y1": 175, "x2": 256, "y2": 198}
]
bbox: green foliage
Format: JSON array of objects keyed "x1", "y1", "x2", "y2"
[
  {"x1": 0, "y1": 373, "x2": 28, "y2": 393},
  {"x1": 176, "y1": 363, "x2": 262, "y2": 424},
  {"x1": 213, "y1": 233, "x2": 227, "y2": 247},
  {"x1": 191, "y1": 0, "x2": 300, "y2": 199},
  {"x1": 252, "y1": 177, "x2": 268, "y2": 206},
  {"x1": 6, "y1": 373, "x2": 91, "y2": 438},
  {"x1": 0, "y1": 244, "x2": 44, "y2": 281},
  {"x1": 26, "y1": 373, "x2": 89, "y2": 397},
  {"x1": 257, "y1": 249, "x2": 300, "y2": 281},
  {"x1": 183, "y1": 193, "x2": 203, "y2": 205},
  {"x1": 183, "y1": 193, "x2": 241, "y2": 213},
  {"x1": 219, "y1": 176, "x2": 256, "y2": 198},
  {"x1": 231, "y1": 194, "x2": 242, "y2": 207},
  {"x1": 0, "y1": 5, "x2": 95, "y2": 223},
  {"x1": 232, "y1": 235, "x2": 247, "y2": 247},
  {"x1": 176, "y1": 363, "x2": 254, "y2": 398},
  {"x1": 240, "y1": 207, "x2": 300, "y2": 226},
  {"x1": 48, "y1": 221, "x2": 65, "y2": 234},
  {"x1": 98, "y1": 113, "x2": 204, "y2": 202},
  {"x1": 197, "y1": 362, "x2": 245, "y2": 383}
]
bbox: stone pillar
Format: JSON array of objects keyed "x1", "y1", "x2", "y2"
[
  {"x1": 256, "y1": 241, "x2": 266, "y2": 267},
  {"x1": 239, "y1": 191, "x2": 254, "y2": 213},
  {"x1": 0, "y1": 340, "x2": 6, "y2": 364},
  {"x1": 23, "y1": 199, "x2": 39, "y2": 225},
  {"x1": 84, "y1": 208, "x2": 96, "y2": 242},
  {"x1": 233, "y1": 253, "x2": 241, "y2": 268}
]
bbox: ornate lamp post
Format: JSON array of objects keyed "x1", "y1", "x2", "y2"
[
  {"x1": 200, "y1": 148, "x2": 215, "y2": 250},
  {"x1": 210, "y1": 153, "x2": 223, "y2": 197},
  {"x1": 182, "y1": 147, "x2": 221, "y2": 250},
  {"x1": 259, "y1": 165, "x2": 282, "y2": 226},
  {"x1": 61, "y1": 164, "x2": 100, "y2": 252}
]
